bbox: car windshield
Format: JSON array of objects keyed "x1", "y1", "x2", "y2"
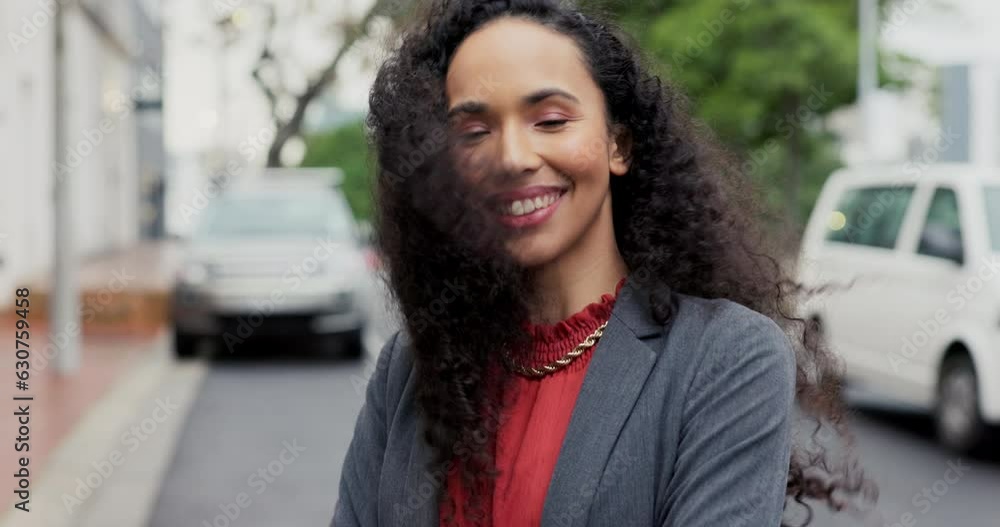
[
  {"x1": 987, "y1": 186, "x2": 1000, "y2": 251},
  {"x1": 194, "y1": 191, "x2": 353, "y2": 240}
]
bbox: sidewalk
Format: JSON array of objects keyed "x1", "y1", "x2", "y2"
[
  {"x1": 0, "y1": 329, "x2": 207, "y2": 526},
  {"x1": 0, "y1": 324, "x2": 155, "y2": 510},
  {"x1": 0, "y1": 240, "x2": 192, "y2": 522}
]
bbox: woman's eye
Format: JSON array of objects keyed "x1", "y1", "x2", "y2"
[
  {"x1": 537, "y1": 119, "x2": 568, "y2": 129},
  {"x1": 461, "y1": 129, "x2": 489, "y2": 141}
]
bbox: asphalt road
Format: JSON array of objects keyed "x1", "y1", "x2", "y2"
[
  {"x1": 147, "y1": 339, "x2": 372, "y2": 527},
  {"x1": 148, "y1": 342, "x2": 999, "y2": 527},
  {"x1": 808, "y1": 406, "x2": 1000, "y2": 527}
]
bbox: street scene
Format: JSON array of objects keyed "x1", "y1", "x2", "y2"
[{"x1": 2, "y1": 0, "x2": 1000, "y2": 526}]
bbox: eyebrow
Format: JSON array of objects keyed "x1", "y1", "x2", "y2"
[{"x1": 446, "y1": 87, "x2": 581, "y2": 119}]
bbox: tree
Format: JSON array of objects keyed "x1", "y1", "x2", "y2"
[
  {"x1": 215, "y1": 0, "x2": 411, "y2": 167},
  {"x1": 300, "y1": 119, "x2": 372, "y2": 219},
  {"x1": 603, "y1": 0, "x2": 908, "y2": 233}
]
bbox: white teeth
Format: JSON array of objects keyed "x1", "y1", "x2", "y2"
[{"x1": 499, "y1": 191, "x2": 563, "y2": 216}]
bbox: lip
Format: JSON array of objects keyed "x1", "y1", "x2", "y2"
[
  {"x1": 491, "y1": 186, "x2": 568, "y2": 230},
  {"x1": 488, "y1": 185, "x2": 568, "y2": 205}
]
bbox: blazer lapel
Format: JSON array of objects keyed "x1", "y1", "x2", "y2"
[{"x1": 540, "y1": 277, "x2": 666, "y2": 527}]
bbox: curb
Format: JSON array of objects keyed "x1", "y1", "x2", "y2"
[{"x1": 0, "y1": 332, "x2": 208, "y2": 527}]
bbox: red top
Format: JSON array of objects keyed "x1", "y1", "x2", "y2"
[{"x1": 440, "y1": 277, "x2": 627, "y2": 527}]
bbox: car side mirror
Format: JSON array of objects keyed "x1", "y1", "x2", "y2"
[{"x1": 918, "y1": 225, "x2": 963, "y2": 265}]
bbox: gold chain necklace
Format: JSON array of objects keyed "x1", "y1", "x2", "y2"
[{"x1": 502, "y1": 320, "x2": 609, "y2": 379}]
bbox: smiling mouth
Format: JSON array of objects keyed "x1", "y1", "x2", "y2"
[
  {"x1": 488, "y1": 187, "x2": 569, "y2": 231},
  {"x1": 493, "y1": 189, "x2": 568, "y2": 216}
]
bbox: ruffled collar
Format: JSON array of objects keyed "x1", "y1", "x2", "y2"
[{"x1": 514, "y1": 276, "x2": 627, "y2": 365}]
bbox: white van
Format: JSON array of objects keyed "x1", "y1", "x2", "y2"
[{"x1": 797, "y1": 163, "x2": 1000, "y2": 452}]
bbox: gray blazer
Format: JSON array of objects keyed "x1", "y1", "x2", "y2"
[{"x1": 333, "y1": 278, "x2": 796, "y2": 526}]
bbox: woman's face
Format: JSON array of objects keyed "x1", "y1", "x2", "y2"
[{"x1": 445, "y1": 17, "x2": 630, "y2": 268}]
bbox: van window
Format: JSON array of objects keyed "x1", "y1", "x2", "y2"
[
  {"x1": 825, "y1": 186, "x2": 915, "y2": 249},
  {"x1": 916, "y1": 188, "x2": 963, "y2": 262},
  {"x1": 985, "y1": 187, "x2": 1000, "y2": 251}
]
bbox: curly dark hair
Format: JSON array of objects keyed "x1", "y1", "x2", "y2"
[{"x1": 366, "y1": 0, "x2": 877, "y2": 525}]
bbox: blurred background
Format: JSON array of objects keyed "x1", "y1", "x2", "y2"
[{"x1": 0, "y1": 0, "x2": 997, "y2": 525}]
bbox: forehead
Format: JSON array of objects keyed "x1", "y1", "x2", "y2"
[{"x1": 445, "y1": 17, "x2": 595, "y2": 103}]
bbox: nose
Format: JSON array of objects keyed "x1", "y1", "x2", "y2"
[{"x1": 498, "y1": 125, "x2": 542, "y2": 177}]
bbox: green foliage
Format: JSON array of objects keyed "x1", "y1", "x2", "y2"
[
  {"x1": 603, "y1": 0, "x2": 908, "y2": 230},
  {"x1": 751, "y1": 129, "x2": 844, "y2": 223},
  {"x1": 300, "y1": 120, "x2": 373, "y2": 220},
  {"x1": 648, "y1": 1, "x2": 855, "y2": 145}
]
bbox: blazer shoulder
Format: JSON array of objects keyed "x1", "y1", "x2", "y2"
[
  {"x1": 667, "y1": 293, "x2": 794, "y2": 371},
  {"x1": 671, "y1": 293, "x2": 787, "y2": 341}
]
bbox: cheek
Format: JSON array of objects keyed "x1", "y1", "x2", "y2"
[
  {"x1": 453, "y1": 148, "x2": 489, "y2": 186},
  {"x1": 548, "y1": 132, "x2": 608, "y2": 182}
]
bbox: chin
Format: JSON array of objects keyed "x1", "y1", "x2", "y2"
[
  {"x1": 506, "y1": 238, "x2": 561, "y2": 268},
  {"x1": 511, "y1": 253, "x2": 551, "y2": 269}
]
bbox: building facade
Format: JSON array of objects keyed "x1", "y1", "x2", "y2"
[{"x1": 0, "y1": 0, "x2": 163, "y2": 305}]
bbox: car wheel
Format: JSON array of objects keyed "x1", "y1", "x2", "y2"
[
  {"x1": 174, "y1": 329, "x2": 199, "y2": 360},
  {"x1": 935, "y1": 354, "x2": 986, "y2": 453}
]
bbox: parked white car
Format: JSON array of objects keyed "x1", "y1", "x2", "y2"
[
  {"x1": 797, "y1": 163, "x2": 1000, "y2": 452},
  {"x1": 171, "y1": 170, "x2": 379, "y2": 360}
]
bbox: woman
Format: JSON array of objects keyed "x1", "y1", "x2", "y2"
[{"x1": 334, "y1": 1, "x2": 874, "y2": 526}]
